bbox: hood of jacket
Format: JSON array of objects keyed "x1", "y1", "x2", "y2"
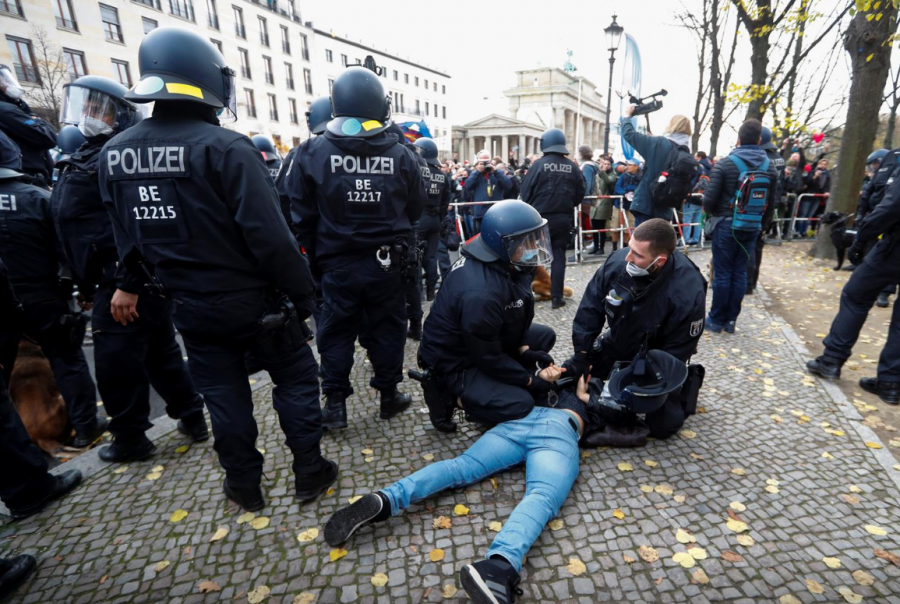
[{"x1": 730, "y1": 145, "x2": 767, "y2": 167}]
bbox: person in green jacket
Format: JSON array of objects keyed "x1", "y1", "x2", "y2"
[{"x1": 580, "y1": 149, "x2": 619, "y2": 255}]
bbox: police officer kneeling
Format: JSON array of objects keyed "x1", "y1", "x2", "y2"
[
  {"x1": 418, "y1": 200, "x2": 559, "y2": 429},
  {"x1": 98, "y1": 28, "x2": 334, "y2": 510},
  {"x1": 565, "y1": 219, "x2": 707, "y2": 441}
]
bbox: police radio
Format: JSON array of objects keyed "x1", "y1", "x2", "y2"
[{"x1": 354, "y1": 55, "x2": 384, "y2": 77}]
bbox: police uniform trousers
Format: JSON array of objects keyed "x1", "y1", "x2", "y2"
[
  {"x1": 444, "y1": 323, "x2": 556, "y2": 425},
  {"x1": 91, "y1": 283, "x2": 203, "y2": 439},
  {"x1": 822, "y1": 238, "x2": 900, "y2": 383},
  {"x1": 0, "y1": 372, "x2": 51, "y2": 508},
  {"x1": 22, "y1": 298, "x2": 98, "y2": 434},
  {"x1": 418, "y1": 213, "x2": 442, "y2": 293},
  {"x1": 437, "y1": 239, "x2": 452, "y2": 282},
  {"x1": 546, "y1": 214, "x2": 572, "y2": 300},
  {"x1": 318, "y1": 255, "x2": 407, "y2": 395},
  {"x1": 405, "y1": 266, "x2": 423, "y2": 324},
  {"x1": 172, "y1": 288, "x2": 323, "y2": 487}
]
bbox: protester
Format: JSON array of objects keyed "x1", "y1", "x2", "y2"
[
  {"x1": 683, "y1": 152, "x2": 712, "y2": 245},
  {"x1": 463, "y1": 150, "x2": 511, "y2": 236},
  {"x1": 612, "y1": 160, "x2": 641, "y2": 249},
  {"x1": 585, "y1": 153, "x2": 618, "y2": 255}
]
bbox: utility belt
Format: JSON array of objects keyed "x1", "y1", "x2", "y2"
[
  {"x1": 375, "y1": 238, "x2": 419, "y2": 281},
  {"x1": 256, "y1": 290, "x2": 313, "y2": 359},
  {"x1": 423, "y1": 207, "x2": 441, "y2": 216},
  {"x1": 123, "y1": 251, "x2": 168, "y2": 299}
]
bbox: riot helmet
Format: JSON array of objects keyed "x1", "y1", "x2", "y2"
[
  {"x1": 327, "y1": 66, "x2": 391, "y2": 138},
  {"x1": 760, "y1": 126, "x2": 777, "y2": 151},
  {"x1": 306, "y1": 96, "x2": 332, "y2": 135},
  {"x1": 61, "y1": 75, "x2": 136, "y2": 139},
  {"x1": 0, "y1": 131, "x2": 24, "y2": 180},
  {"x1": 540, "y1": 128, "x2": 568, "y2": 155},
  {"x1": 607, "y1": 349, "x2": 688, "y2": 414},
  {"x1": 56, "y1": 125, "x2": 87, "y2": 155},
  {"x1": 251, "y1": 135, "x2": 280, "y2": 161},
  {"x1": 465, "y1": 200, "x2": 552, "y2": 268},
  {"x1": 0, "y1": 65, "x2": 24, "y2": 101},
  {"x1": 867, "y1": 148, "x2": 889, "y2": 167},
  {"x1": 414, "y1": 137, "x2": 441, "y2": 167},
  {"x1": 126, "y1": 27, "x2": 237, "y2": 123}
]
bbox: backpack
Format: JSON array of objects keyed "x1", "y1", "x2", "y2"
[
  {"x1": 691, "y1": 174, "x2": 710, "y2": 196},
  {"x1": 729, "y1": 156, "x2": 772, "y2": 231},
  {"x1": 583, "y1": 161, "x2": 603, "y2": 204},
  {"x1": 650, "y1": 144, "x2": 699, "y2": 209}
]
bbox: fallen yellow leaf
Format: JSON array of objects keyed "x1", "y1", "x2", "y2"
[
  {"x1": 433, "y1": 516, "x2": 452, "y2": 530},
  {"x1": 293, "y1": 594, "x2": 316, "y2": 604},
  {"x1": 170, "y1": 509, "x2": 188, "y2": 523},
  {"x1": 865, "y1": 524, "x2": 887, "y2": 536},
  {"x1": 736, "y1": 534, "x2": 754, "y2": 547},
  {"x1": 766, "y1": 485, "x2": 780, "y2": 494},
  {"x1": 780, "y1": 596, "x2": 803, "y2": 604},
  {"x1": 654, "y1": 484, "x2": 674, "y2": 495},
  {"x1": 429, "y1": 548, "x2": 445, "y2": 562},
  {"x1": 838, "y1": 586, "x2": 863, "y2": 603},
  {"x1": 247, "y1": 585, "x2": 270, "y2": 604},
  {"x1": 680, "y1": 429, "x2": 697, "y2": 439},
  {"x1": 348, "y1": 496, "x2": 362, "y2": 504},
  {"x1": 566, "y1": 557, "x2": 587, "y2": 576},
  {"x1": 370, "y1": 573, "x2": 388, "y2": 587},
  {"x1": 688, "y1": 547, "x2": 708, "y2": 560},
  {"x1": 730, "y1": 501, "x2": 747, "y2": 512},
  {"x1": 612, "y1": 509, "x2": 625, "y2": 520},
  {"x1": 113, "y1": 466, "x2": 129, "y2": 474},
  {"x1": 361, "y1": 448, "x2": 373, "y2": 455},
  {"x1": 673, "y1": 495, "x2": 686, "y2": 503},
  {"x1": 639, "y1": 485, "x2": 654, "y2": 493},
  {"x1": 852, "y1": 569, "x2": 875, "y2": 586},
  {"x1": 297, "y1": 528, "x2": 319, "y2": 543},
  {"x1": 236, "y1": 512, "x2": 255, "y2": 524},
  {"x1": 731, "y1": 468, "x2": 746, "y2": 476},
  {"x1": 645, "y1": 460, "x2": 658, "y2": 468},
  {"x1": 197, "y1": 580, "x2": 221, "y2": 593},
  {"x1": 210, "y1": 527, "x2": 228, "y2": 542},
  {"x1": 151, "y1": 465, "x2": 164, "y2": 472},
  {"x1": 849, "y1": 485, "x2": 862, "y2": 493},
  {"x1": 865, "y1": 442, "x2": 883, "y2": 449},
  {"x1": 617, "y1": 462, "x2": 633, "y2": 472},
  {"x1": 441, "y1": 584, "x2": 458, "y2": 598},
  {"x1": 672, "y1": 551, "x2": 696, "y2": 568},
  {"x1": 423, "y1": 453, "x2": 435, "y2": 461},
  {"x1": 623, "y1": 554, "x2": 636, "y2": 563},
  {"x1": 822, "y1": 451, "x2": 834, "y2": 459},
  {"x1": 154, "y1": 560, "x2": 170, "y2": 572},
  {"x1": 676, "y1": 528, "x2": 697, "y2": 544},
  {"x1": 727, "y1": 519, "x2": 749, "y2": 533},
  {"x1": 805, "y1": 579, "x2": 825, "y2": 594},
  {"x1": 488, "y1": 521, "x2": 503, "y2": 532},
  {"x1": 453, "y1": 504, "x2": 469, "y2": 516},
  {"x1": 329, "y1": 548, "x2": 347, "y2": 562},
  {"x1": 175, "y1": 444, "x2": 190, "y2": 454},
  {"x1": 145, "y1": 472, "x2": 162, "y2": 481},
  {"x1": 548, "y1": 519, "x2": 564, "y2": 531},
  {"x1": 249, "y1": 517, "x2": 270, "y2": 530},
  {"x1": 823, "y1": 556, "x2": 842, "y2": 569},
  {"x1": 693, "y1": 568, "x2": 710, "y2": 584}
]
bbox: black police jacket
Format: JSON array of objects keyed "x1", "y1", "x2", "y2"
[
  {"x1": 286, "y1": 130, "x2": 426, "y2": 273},
  {"x1": 420, "y1": 247, "x2": 534, "y2": 386},
  {"x1": 857, "y1": 157, "x2": 900, "y2": 244},
  {"x1": 0, "y1": 96, "x2": 56, "y2": 183},
  {"x1": 858, "y1": 149, "x2": 900, "y2": 219},
  {"x1": 573, "y1": 248, "x2": 707, "y2": 365},
  {"x1": 97, "y1": 104, "x2": 315, "y2": 315},
  {"x1": 520, "y1": 153, "x2": 586, "y2": 217},
  {"x1": 423, "y1": 166, "x2": 451, "y2": 217},
  {"x1": 52, "y1": 139, "x2": 140, "y2": 295},
  {"x1": 0, "y1": 178, "x2": 64, "y2": 304}
]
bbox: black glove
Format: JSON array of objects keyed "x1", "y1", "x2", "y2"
[
  {"x1": 562, "y1": 351, "x2": 590, "y2": 380},
  {"x1": 519, "y1": 349, "x2": 554, "y2": 370},
  {"x1": 848, "y1": 240, "x2": 867, "y2": 265},
  {"x1": 527, "y1": 375, "x2": 554, "y2": 395}
]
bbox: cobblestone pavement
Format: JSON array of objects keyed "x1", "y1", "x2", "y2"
[{"x1": 5, "y1": 251, "x2": 900, "y2": 604}]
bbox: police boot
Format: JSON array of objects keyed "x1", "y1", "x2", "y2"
[
  {"x1": 295, "y1": 458, "x2": 338, "y2": 502},
  {"x1": 177, "y1": 411, "x2": 210, "y2": 442},
  {"x1": 552, "y1": 297, "x2": 566, "y2": 309},
  {"x1": 859, "y1": 377, "x2": 900, "y2": 405},
  {"x1": 322, "y1": 392, "x2": 349, "y2": 431},
  {"x1": 379, "y1": 387, "x2": 412, "y2": 420},
  {"x1": 876, "y1": 293, "x2": 891, "y2": 308},
  {"x1": 71, "y1": 416, "x2": 109, "y2": 448},
  {"x1": 806, "y1": 356, "x2": 842, "y2": 380},
  {"x1": 223, "y1": 479, "x2": 265, "y2": 512},
  {"x1": 407, "y1": 318, "x2": 422, "y2": 341},
  {"x1": 6, "y1": 470, "x2": 83, "y2": 521},
  {"x1": 426, "y1": 289, "x2": 436, "y2": 302},
  {"x1": 423, "y1": 381, "x2": 457, "y2": 433},
  {"x1": 99, "y1": 434, "x2": 157, "y2": 462},
  {"x1": 0, "y1": 555, "x2": 36, "y2": 600}
]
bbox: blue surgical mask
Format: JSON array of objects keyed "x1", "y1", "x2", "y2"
[{"x1": 521, "y1": 249, "x2": 539, "y2": 263}]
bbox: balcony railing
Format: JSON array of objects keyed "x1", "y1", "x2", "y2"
[
  {"x1": 13, "y1": 63, "x2": 39, "y2": 84},
  {"x1": 208, "y1": 14, "x2": 219, "y2": 29},
  {"x1": 236, "y1": 24, "x2": 245, "y2": 38},
  {"x1": 104, "y1": 23, "x2": 124, "y2": 43},
  {"x1": 286, "y1": 78, "x2": 294, "y2": 90},
  {"x1": 0, "y1": 0, "x2": 24, "y2": 15},
  {"x1": 260, "y1": 33, "x2": 269, "y2": 47},
  {"x1": 56, "y1": 17, "x2": 78, "y2": 30}
]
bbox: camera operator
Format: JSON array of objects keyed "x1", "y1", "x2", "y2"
[
  {"x1": 621, "y1": 106, "x2": 695, "y2": 226},
  {"x1": 463, "y1": 150, "x2": 511, "y2": 236}
]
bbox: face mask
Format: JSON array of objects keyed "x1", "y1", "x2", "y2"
[
  {"x1": 78, "y1": 115, "x2": 114, "y2": 139},
  {"x1": 4, "y1": 85, "x2": 23, "y2": 100},
  {"x1": 626, "y1": 256, "x2": 660, "y2": 278},
  {"x1": 521, "y1": 248, "x2": 539, "y2": 263}
]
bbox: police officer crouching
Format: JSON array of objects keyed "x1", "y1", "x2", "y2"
[
  {"x1": 286, "y1": 67, "x2": 426, "y2": 431},
  {"x1": 417, "y1": 200, "x2": 559, "y2": 430},
  {"x1": 53, "y1": 75, "x2": 207, "y2": 459},
  {"x1": 413, "y1": 137, "x2": 451, "y2": 304},
  {"x1": 252, "y1": 134, "x2": 282, "y2": 180},
  {"x1": 98, "y1": 27, "x2": 335, "y2": 510}
]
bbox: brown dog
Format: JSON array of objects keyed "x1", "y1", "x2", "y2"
[
  {"x1": 532, "y1": 266, "x2": 574, "y2": 301},
  {"x1": 9, "y1": 340, "x2": 71, "y2": 454}
]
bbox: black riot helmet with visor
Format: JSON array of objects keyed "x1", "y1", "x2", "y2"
[
  {"x1": 125, "y1": 27, "x2": 237, "y2": 123},
  {"x1": 0, "y1": 65, "x2": 25, "y2": 102},
  {"x1": 464, "y1": 200, "x2": 553, "y2": 269},
  {"x1": 60, "y1": 75, "x2": 136, "y2": 139}
]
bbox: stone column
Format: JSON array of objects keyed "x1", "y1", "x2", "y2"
[
  {"x1": 586, "y1": 120, "x2": 594, "y2": 151},
  {"x1": 501, "y1": 135, "x2": 509, "y2": 163},
  {"x1": 519, "y1": 134, "x2": 526, "y2": 163},
  {"x1": 554, "y1": 106, "x2": 566, "y2": 130}
]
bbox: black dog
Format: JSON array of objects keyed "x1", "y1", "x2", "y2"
[{"x1": 819, "y1": 211, "x2": 856, "y2": 270}]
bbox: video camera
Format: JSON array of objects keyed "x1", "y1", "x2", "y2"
[{"x1": 629, "y1": 89, "x2": 668, "y2": 116}]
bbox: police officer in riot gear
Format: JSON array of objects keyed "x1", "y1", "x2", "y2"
[
  {"x1": 53, "y1": 125, "x2": 87, "y2": 183},
  {"x1": 98, "y1": 27, "x2": 334, "y2": 510},
  {"x1": 418, "y1": 200, "x2": 558, "y2": 427},
  {"x1": 0, "y1": 65, "x2": 57, "y2": 186},
  {"x1": 251, "y1": 134, "x2": 282, "y2": 180},
  {"x1": 855, "y1": 148, "x2": 897, "y2": 308},
  {"x1": 52, "y1": 74, "x2": 207, "y2": 457},
  {"x1": 413, "y1": 137, "x2": 451, "y2": 303},
  {"x1": 520, "y1": 128, "x2": 586, "y2": 309},
  {"x1": 286, "y1": 66, "x2": 426, "y2": 431},
  {"x1": 0, "y1": 130, "x2": 109, "y2": 448},
  {"x1": 807, "y1": 157, "x2": 900, "y2": 405}
]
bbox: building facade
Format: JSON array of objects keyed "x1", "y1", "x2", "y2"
[
  {"x1": 452, "y1": 114, "x2": 546, "y2": 165},
  {"x1": 0, "y1": 0, "x2": 452, "y2": 152}
]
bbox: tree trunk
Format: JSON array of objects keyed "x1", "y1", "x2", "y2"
[
  {"x1": 745, "y1": 34, "x2": 772, "y2": 121},
  {"x1": 812, "y1": 2, "x2": 898, "y2": 260},
  {"x1": 786, "y1": 3, "x2": 807, "y2": 113},
  {"x1": 885, "y1": 104, "x2": 898, "y2": 148}
]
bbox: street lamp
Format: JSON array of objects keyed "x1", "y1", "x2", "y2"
[{"x1": 603, "y1": 14, "x2": 624, "y2": 155}]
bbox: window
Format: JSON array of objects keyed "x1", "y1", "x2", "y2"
[
  {"x1": 210, "y1": 38, "x2": 222, "y2": 52},
  {"x1": 258, "y1": 16, "x2": 268, "y2": 47},
  {"x1": 398, "y1": 93, "x2": 405, "y2": 113},
  {"x1": 0, "y1": 0, "x2": 24, "y2": 17},
  {"x1": 281, "y1": 25, "x2": 290, "y2": 54},
  {"x1": 327, "y1": 78, "x2": 334, "y2": 93},
  {"x1": 284, "y1": 63, "x2": 294, "y2": 90},
  {"x1": 239, "y1": 48, "x2": 251, "y2": 79},
  {"x1": 300, "y1": 33, "x2": 309, "y2": 61},
  {"x1": 112, "y1": 59, "x2": 131, "y2": 87},
  {"x1": 63, "y1": 49, "x2": 87, "y2": 80},
  {"x1": 6, "y1": 37, "x2": 39, "y2": 83},
  {"x1": 289, "y1": 99, "x2": 298, "y2": 124},
  {"x1": 424, "y1": 79, "x2": 428, "y2": 89},
  {"x1": 169, "y1": 0, "x2": 195, "y2": 21},
  {"x1": 341, "y1": 54, "x2": 347, "y2": 66},
  {"x1": 100, "y1": 5, "x2": 123, "y2": 43},
  {"x1": 415, "y1": 99, "x2": 420, "y2": 114},
  {"x1": 268, "y1": 93, "x2": 278, "y2": 121},
  {"x1": 325, "y1": 49, "x2": 333, "y2": 63},
  {"x1": 442, "y1": 106, "x2": 446, "y2": 119},
  {"x1": 393, "y1": 70, "x2": 398, "y2": 81},
  {"x1": 303, "y1": 68, "x2": 312, "y2": 95},
  {"x1": 142, "y1": 17, "x2": 158, "y2": 34},
  {"x1": 206, "y1": 0, "x2": 219, "y2": 29},
  {"x1": 442, "y1": 84, "x2": 446, "y2": 94},
  {"x1": 425, "y1": 102, "x2": 429, "y2": 117},
  {"x1": 415, "y1": 76, "x2": 419, "y2": 87},
  {"x1": 404, "y1": 73, "x2": 409, "y2": 84},
  {"x1": 133, "y1": 0, "x2": 160, "y2": 8},
  {"x1": 433, "y1": 82, "x2": 437, "y2": 92},
  {"x1": 263, "y1": 56, "x2": 273, "y2": 85},
  {"x1": 233, "y1": 6, "x2": 245, "y2": 38},
  {"x1": 244, "y1": 89, "x2": 256, "y2": 118},
  {"x1": 53, "y1": 0, "x2": 78, "y2": 31}
]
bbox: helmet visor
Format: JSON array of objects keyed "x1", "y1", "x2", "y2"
[
  {"x1": 0, "y1": 65, "x2": 21, "y2": 91},
  {"x1": 60, "y1": 86, "x2": 119, "y2": 127},
  {"x1": 217, "y1": 67, "x2": 237, "y2": 124},
  {"x1": 504, "y1": 224, "x2": 553, "y2": 267}
]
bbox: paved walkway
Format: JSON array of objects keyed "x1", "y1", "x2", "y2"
[{"x1": 5, "y1": 251, "x2": 900, "y2": 604}]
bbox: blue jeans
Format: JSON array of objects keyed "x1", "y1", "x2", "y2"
[
  {"x1": 381, "y1": 407, "x2": 580, "y2": 572},
  {"x1": 796, "y1": 198, "x2": 818, "y2": 235},
  {"x1": 682, "y1": 203, "x2": 702, "y2": 244},
  {"x1": 709, "y1": 221, "x2": 758, "y2": 326}
]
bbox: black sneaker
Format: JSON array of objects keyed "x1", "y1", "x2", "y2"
[
  {"x1": 8, "y1": 470, "x2": 83, "y2": 521},
  {"x1": 98, "y1": 436, "x2": 157, "y2": 463},
  {"x1": 460, "y1": 557, "x2": 523, "y2": 604},
  {"x1": 223, "y1": 480, "x2": 265, "y2": 512},
  {"x1": 295, "y1": 459, "x2": 338, "y2": 503},
  {"x1": 177, "y1": 412, "x2": 210, "y2": 442},
  {"x1": 324, "y1": 493, "x2": 390, "y2": 546},
  {"x1": 379, "y1": 388, "x2": 411, "y2": 420},
  {"x1": 860, "y1": 377, "x2": 900, "y2": 405},
  {"x1": 72, "y1": 416, "x2": 109, "y2": 448},
  {"x1": 806, "y1": 356, "x2": 842, "y2": 380},
  {"x1": 0, "y1": 554, "x2": 36, "y2": 600}
]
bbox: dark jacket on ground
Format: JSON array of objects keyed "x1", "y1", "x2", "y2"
[
  {"x1": 0, "y1": 95, "x2": 56, "y2": 183},
  {"x1": 620, "y1": 119, "x2": 683, "y2": 219},
  {"x1": 420, "y1": 246, "x2": 534, "y2": 386},
  {"x1": 520, "y1": 153, "x2": 585, "y2": 217},
  {"x1": 702, "y1": 145, "x2": 778, "y2": 218},
  {"x1": 463, "y1": 169, "x2": 511, "y2": 218}
]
